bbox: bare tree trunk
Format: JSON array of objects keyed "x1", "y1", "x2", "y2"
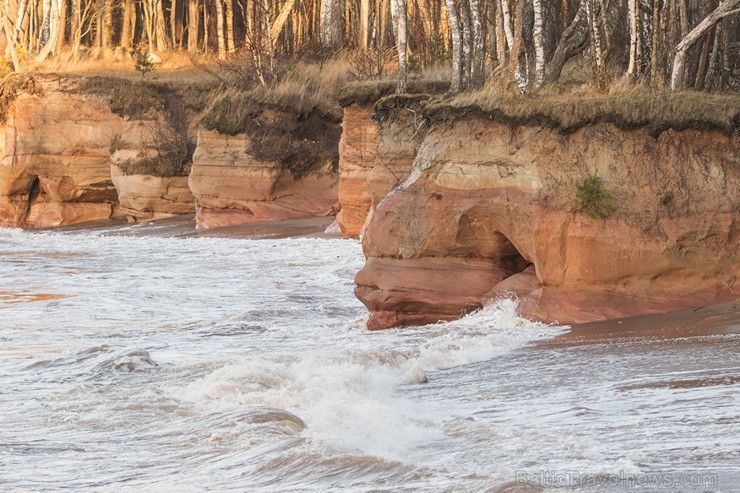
[
  {"x1": 445, "y1": 0, "x2": 463, "y2": 92},
  {"x1": 121, "y1": 0, "x2": 134, "y2": 48},
  {"x1": 627, "y1": 0, "x2": 642, "y2": 80},
  {"x1": 359, "y1": 0, "x2": 370, "y2": 48},
  {"x1": 271, "y1": 0, "x2": 296, "y2": 43},
  {"x1": 321, "y1": 0, "x2": 342, "y2": 47},
  {"x1": 188, "y1": 0, "x2": 198, "y2": 53},
  {"x1": 693, "y1": 29, "x2": 712, "y2": 89},
  {"x1": 586, "y1": 0, "x2": 608, "y2": 91},
  {"x1": 13, "y1": 0, "x2": 30, "y2": 42},
  {"x1": 512, "y1": 0, "x2": 528, "y2": 92},
  {"x1": 55, "y1": 0, "x2": 66, "y2": 53},
  {"x1": 262, "y1": 0, "x2": 276, "y2": 78},
  {"x1": 394, "y1": 0, "x2": 407, "y2": 92},
  {"x1": 1, "y1": 3, "x2": 21, "y2": 70},
  {"x1": 155, "y1": 0, "x2": 169, "y2": 51},
  {"x1": 649, "y1": 0, "x2": 664, "y2": 88},
  {"x1": 544, "y1": 0, "x2": 588, "y2": 84},
  {"x1": 469, "y1": 0, "x2": 484, "y2": 88},
  {"x1": 215, "y1": 0, "x2": 225, "y2": 58},
  {"x1": 533, "y1": 0, "x2": 545, "y2": 88},
  {"x1": 458, "y1": 0, "x2": 472, "y2": 88},
  {"x1": 500, "y1": 0, "x2": 514, "y2": 51},
  {"x1": 671, "y1": 0, "x2": 740, "y2": 90},
  {"x1": 704, "y1": 22, "x2": 722, "y2": 90},
  {"x1": 225, "y1": 0, "x2": 234, "y2": 53},
  {"x1": 36, "y1": 0, "x2": 61, "y2": 60},
  {"x1": 70, "y1": 0, "x2": 81, "y2": 55}
]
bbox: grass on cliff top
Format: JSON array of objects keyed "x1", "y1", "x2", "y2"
[
  {"x1": 73, "y1": 75, "x2": 215, "y2": 120},
  {"x1": 338, "y1": 79, "x2": 450, "y2": 107},
  {"x1": 436, "y1": 86, "x2": 740, "y2": 134},
  {"x1": 200, "y1": 59, "x2": 350, "y2": 134}
]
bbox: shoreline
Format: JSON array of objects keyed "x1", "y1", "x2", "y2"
[
  {"x1": 32, "y1": 215, "x2": 341, "y2": 240},
  {"x1": 16, "y1": 215, "x2": 739, "y2": 339},
  {"x1": 543, "y1": 299, "x2": 740, "y2": 347}
]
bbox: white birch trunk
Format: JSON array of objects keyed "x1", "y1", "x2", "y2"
[
  {"x1": 670, "y1": 0, "x2": 740, "y2": 90},
  {"x1": 500, "y1": 0, "x2": 514, "y2": 54},
  {"x1": 321, "y1": 0, "x2": 342, "y2": 47},
  {"x1": 395, "y1": 0, "x2": 407, "y2": 93},
  {"x1": 13, "y1": 0, "x2": 29, "y2": 41},
  {"x1": 627, "y1": 0, "x2": 641, "y2": 80},
  {"x1": 444, "y1": 0, "x2": 463, "y2": 92},
  {"x1": 533, "y1": 0, "x2": 545, "y2": 88},
  {"x1": 36, "y1": 0, "x2": 60, "y2": 61},
  {"x1": 215, "y1": 0, "x2": 226, "y2": 59},
  {"x1": 1, "y1": 2, "x2": 20, "y2": 70},
  {"x1": 469, "y1": 0, "x2": 484, "y2": 88},
  {"x1": 271, "y1": 0, "x2": 296, "y2": 44}
]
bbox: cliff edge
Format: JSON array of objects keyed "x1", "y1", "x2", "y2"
[{"x1": 352, "y1": 95, "x2": 740, "y2": 328}]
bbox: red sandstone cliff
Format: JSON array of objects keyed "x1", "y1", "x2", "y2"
[
  {"x1": 336, "y1": 98, "x2": 428, "y2": 238},
  {"x1": 0, "y1": 76, "x2": 196, "y2": 227},
  {"x1": 189, "y1": 130, "x2": 337, "y2": 229},
  {"x1": 354, "y1": 112, "x2": 740, "y2": 329}
]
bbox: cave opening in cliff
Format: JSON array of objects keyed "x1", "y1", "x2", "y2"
[
  {"x1": 455, "y1": 208, "x2": 532, "y2": 280},
  {"x1": 495, "y1": 232, "x2": 532, "y2": 278},
  {"x1": 25, "y1": 176, "x2": 41, "y2": 219}
]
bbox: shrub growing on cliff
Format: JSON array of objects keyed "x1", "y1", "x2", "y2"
[{"x1": 575, "y1": 172, "x2": 616, "y2": 220}]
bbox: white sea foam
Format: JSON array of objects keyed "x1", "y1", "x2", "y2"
[{"x1": 1, "y1": 226, "x2": 738, "y2": 492}]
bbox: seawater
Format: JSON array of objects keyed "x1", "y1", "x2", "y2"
[{"x1": 1, "y1": 225, "x2": 738, "y2": 492}]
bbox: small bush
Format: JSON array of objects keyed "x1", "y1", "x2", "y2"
[
  {"x1": 575, "y1": 172, "x2": 616, "y2": 219},
  {"x1": 660, "y1": 191, "x2": 674, "y2": 205}
]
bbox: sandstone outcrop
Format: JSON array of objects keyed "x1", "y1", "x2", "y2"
[
  {"x1": 356, "y1": 115, "x2": 740, "y2": 329},
  {"x1": 110, "y1": 164, "x2": 194, "y2": 220},
  {"x1": 0, "y1": 77, "x2": 122, "y2": 227},
  {"x1": 0, "y1": 76, "x2": 196, "y2": 227},
  {"x1": 336, "y1": 97, "x2": 428, "y2": 238},
  {"x1": 189, "y1": 130, "x2": 338, "y2": 229},
  {"x1": 335, "y1": 104, "x2": 380, "y2": 237}
]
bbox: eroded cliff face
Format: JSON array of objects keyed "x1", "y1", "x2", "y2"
[
  {"x1": 0, "y1": 76, "x2": 196, "y2": 227},
  {"x1": 0, "y1": 77, "x2": 123, "y2": 227},
  {"x1": 189, "y1": 130, "x2": 338, "y2": 229},
  {"x1": 110, "y1": 164, "x2": 195, "y2": 220},
  {"x1": 336, "y1": 102, "x2": 426, "y2": 237},
  {"x1": 355, "y1": 117, "x2": 740, "y2": 329}
]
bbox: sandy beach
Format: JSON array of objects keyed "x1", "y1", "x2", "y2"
[{"x1": 545, "y1": 299, "x2": 740, "y2": 347}]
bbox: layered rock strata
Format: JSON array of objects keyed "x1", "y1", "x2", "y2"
[
  {"x1": 0, "y1": 77, "x2": 122, "y2": 227},
  {"x1": 110, "y1": 164, "x2": 195, "y2": 220},
  {"x1": 336, "y1": 98, "x2": 428, "y2": 237},
  {"x1": 355, "y1": 116, "x2": 740, "y2": 329},
  {"x1": 0, "y1": 76, "x2": 196, "y2": 227},
  {"x1": 189, "y1": 130, "x2": 338, "y2": 229}
]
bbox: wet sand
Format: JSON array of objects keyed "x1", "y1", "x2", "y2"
[
  {"x1": 544, "y1": 299, "x2": 740, "y2": 347},
  {"x1": 43, "y1": 215, "x2": 340, "y2": 239}
]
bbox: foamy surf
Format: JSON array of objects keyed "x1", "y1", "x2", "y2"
[{"x1": 1, "y1": 225, "x2": 737, "y2": 492}]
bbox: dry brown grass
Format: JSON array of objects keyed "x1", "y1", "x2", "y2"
[
  {"x1": 28, "y1": 49, "x2": 209, "y2": 84},
  {"x1": 338, "y1": 79, "x2": 450, "y2": 107},
  {"x1": 435, "y1": 87, "x2": 740, "y2": 135},
  {"x1": 200, "y1": 58, "x2": 351, "y2": 134}
]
